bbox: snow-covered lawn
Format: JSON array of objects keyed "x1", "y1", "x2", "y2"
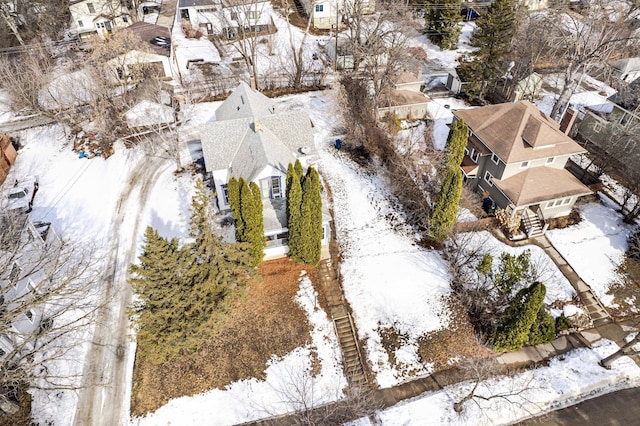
[
  {"x1": 364, "y1": 339, "x2": 640, "y2": 425},
  {"x1": 132, "y1": 274, "x2": 346, "y2": 426},
  {"x1": 546, "y1": 199, "x2": 633, "y2": 308},
  {"x1": 283, "y1": 90, "x2": 452, "y2": 388}
]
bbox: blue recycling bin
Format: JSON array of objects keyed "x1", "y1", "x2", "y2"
[{"x1": 335, "y1": 139, "x2": 342, "y2": 150}]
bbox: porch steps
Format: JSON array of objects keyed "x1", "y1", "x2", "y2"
[
  {"x1": 332, "y1": 307, "x2": 367, "y2": 386},
  {"x1": 523, "y1": 209, "x2": 544, "y2": 237}
]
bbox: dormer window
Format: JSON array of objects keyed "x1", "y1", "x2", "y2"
[
  {"x1": 520, "y1": 161, "x2": 529, "y2": 168},
  {"x1": 471, "y1": 150, "x2": 479, "y2": 163},
  {"x1": 491, "y1": 153, "x2": 500, "y2": 165}
]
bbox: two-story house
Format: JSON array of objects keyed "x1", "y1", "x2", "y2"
[
  {"x1": 200, "y1": 82, "x2": 330, "y2": 259},
  {"x1": 70, "y1": 0, "x2": 132, "y2": 42},
  {"x1": 453, "y1": 101, "x2": 592, "y2": 236},
  {"x1": 575, "y1": 78, "x2": 640, "y2": 174},
  {"x1": 298, "y1": 0, "x2": 375, "y2": 30},
  {"x1": 178, "y1": 0, "x2": 275, "y2": 39},
  {"x1": 0, "y1": 211, "x2": 59, "y2": 358}
]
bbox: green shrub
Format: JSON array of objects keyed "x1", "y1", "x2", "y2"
[
  {"x1": 528, "y1": 308, "x2": 556, "y2": 346},
  {"x1": 555, "y1": 313, "x2": 571, "y2": 331}
]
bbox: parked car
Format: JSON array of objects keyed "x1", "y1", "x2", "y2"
[{"x1": 5, "y1": 176, "x2": 39, "y2": 213}]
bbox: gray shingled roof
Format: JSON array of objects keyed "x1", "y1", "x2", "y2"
[{"x1": 200, "y1": 83, "x2": 316, "y2": 181}]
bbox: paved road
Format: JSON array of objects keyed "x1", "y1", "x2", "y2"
[
  {"x1": 518, "y1": 386, "x2": 640, "y2": 425},
  {"x1": 73, "y1": 156, "x2": 169, "y2": 426}
]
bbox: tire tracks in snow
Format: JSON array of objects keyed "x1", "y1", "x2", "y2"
[{"x1": 73, "y1": 155, "x2": 170, "y2": 426}]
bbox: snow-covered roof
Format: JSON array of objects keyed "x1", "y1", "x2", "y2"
[
  {"x1": 125, "y1": 100, "x2": 175, "y2": 128},
  {"x1": 200, "y1": 82, "x2": 316, "y2": 180}
]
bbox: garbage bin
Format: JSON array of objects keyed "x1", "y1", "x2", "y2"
[{"x1": 335, "y1": 139, "x2": 342, "y2": 150}]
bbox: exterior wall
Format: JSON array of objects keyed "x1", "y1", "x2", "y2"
[
  {"x1": 311, "y1": 0, "x2": 376, "y2": 30},
  {"x1": 577, "y1": 107, "x2": 640, "y2": 151},
  {"x1": 211, "y1": 168, "x2": 231, "y2": 210},
  {"x1": 107, "y1": 51, "x2": 172, "y2": 82},
  {"x1": 500, "y1": 154, "x2": 571, "y2": 180},
  {"x1": 539, "y1": 196, "x2": 576, "y2": 219},
  {"x1": 70, "y1": 0, "x2": 131, "y2": 40},
  {"x1": 377, "y1": 102, "x2": 429, "y2": 120}
]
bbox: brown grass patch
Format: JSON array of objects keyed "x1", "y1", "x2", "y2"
[
  {"x1": 130, "y1": 258, "x2": 320, "y2": 417},
  {"x1": 417, "y1": 296, "x2": 490, "y2": 370},
  {"x1": 608, "y1": 257, "x2": 640, "y2": 318}
]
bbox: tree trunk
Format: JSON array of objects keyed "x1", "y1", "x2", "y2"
[{"x1": 550, "y1": 67, "x2": 579, "y2": 122}]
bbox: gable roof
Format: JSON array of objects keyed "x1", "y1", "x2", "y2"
[
  {"x1": 453, "y1": 101, "x2": 586, "y2": 163},
  {"x1": 494, "y1": 167, "x2": 592, "y2": 206},
  {"x1": 214, "y1": 81, "x2": 276, "y2": 121},
  {"x1": 200, "y1": 83, "x2": 316, "y2": 180},
  {"x1": 610, "y1": 57, "x2": 640, "y2": 74}
]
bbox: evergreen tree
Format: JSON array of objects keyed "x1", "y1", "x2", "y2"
[
  {"x1": 227, "y1": 177, "x2": 241, "y2": 240},
  {"x1": 239, "y1": 179, "x2": 264, "y2": 266},
  {"x1": 287, "y1": 167, "x2": 303, "y2": 261},
  {"x1": 528, "y1": 308, "x2": 556, "y2": 346},
  {"x1": 445, "y1": 119, "x2": 468, "y2": 169},
  {"x1": 494, "y1": 250, "x2": 533, "y2": 299},
  {"x1": 458, "y1": 0, "x2": 518, "y2": 97},
  {"x1": 492, "y1": 282, "x2": 546, "y2": 352},
  {"x1": 429, "y1": 168, "x2": 463, "y2": 242},
  {"x1": 307, "y1": 167, "x2": 323, "y2": 264},
  {"x1": 428, "y1": 119, "x2": 467, "y2": 242},
  {"x1": 285, "y1": 163, "x2": 295, "y2": 222},
  {"x1": 425, "y1": 0, "x2": 462, "y2": 50},
  {"x1": 294, "y1": 159, "x2": 304, "y2": 181},
  {"x1": 477, "y1": 253, "x2": 493, "y2": 277},
  {"x1": 249, "y1": 181, "x2": 265, "y2": 265},
  {"x1": 297, "y1": 167, "x2": 323, "y2": 265},
  {"x1": 234, "y1": 178, "x2": 249, "y2": 242}
]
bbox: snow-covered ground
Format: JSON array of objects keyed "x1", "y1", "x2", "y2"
[
  {"x1": 547, "y1": 198, "x2": 633, "y2": 308},
  {"x1": 358, "y1": 339, "x2": 640, "y2": 425}
]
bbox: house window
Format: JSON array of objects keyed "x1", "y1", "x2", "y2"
[
  {"x1": 491, "y1": 153, "x2": 500, "y2": 165},
  {"x1": 315, "y1": 4, "x2": 324, "y2": 12},
  {"x1": 546, "y1": 199, "x2": 563, "y2": 208},
  {"x1": 260, "y1": 177, "x2": 282, "y2": 199},
  {"x1": 562, "y1": 197, "x2": 571, "y2": 205},
  {"x1": 593, "y1": 122, "x2": 601, "y2": 133},
  {"x1": 484, "y1": 171, "x2": 494, "y2": 186},
  {"x1": 620, "y1": 114, "x2": 631, "y2": 127},
  {"x1": 77, "y1": 20, "x2": 84, "y2": 28},
  {"x1": 546, "y1": 157, "x2": 555, "y2": 164},
  {"x1": 87, "y1": 2, "x2": 95, "y2": 13},
  {"x1": 464, "y1": 147, "x2": 469, "y2": 156},
  {"x1": 520, "y1": 161, "x2": 529, "y2": 168},
  {"x1": 247, "y1": 10, "x2": 259, "y2": 19},
  {"x1": 271, "y1": 177, "x2": 282, "y2": 198},
  {"x1": 221, "y1": 184, "x2": 229, "y2": 204},
  {"x1": 471, "y1": 150, "x2": 479, "y2": 163},
  {"x1": 25, "y1": 310, "x2": 34, "y2": 322},
  {"x1": 230, "y1": 12, "x2": 238, "y2": 20},
  {"x1": 27, "y1": 281, "x2": 36, "y2": 293},
  {"x1": 122, "y1": 16, "x2": 128, "y2": 23}
]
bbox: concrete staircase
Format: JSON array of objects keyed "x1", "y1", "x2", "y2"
[
  {"x1": 318, "y1": 259, "x2": 368, "y2": 386},
  {"x1": 332, "y1": 306, "x2": 367, "y2": 386}
]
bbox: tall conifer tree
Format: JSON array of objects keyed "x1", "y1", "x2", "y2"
[
  {"x1": 458, "y1": 0, "x2": 518, "y2": 96},
  {"x1": 287, "y1": 166, "x2": 303, "y2": 261},
  {"x1": 425, "y1": 0, "x2": 462, "y2": 50}
]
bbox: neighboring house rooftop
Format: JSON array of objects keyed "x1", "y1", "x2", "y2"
[
  {"x1": 178, "y1": 0, "x2": 218, "y2": 7},
  {"x1": 453, "y1": 101, "x2": 586, "y2": 163},
  {"x1": 494, "y1": 167, "x2": 592, "y2": 206},
  {"x1": 125, "y1": 100, "x2": 175, "y2": 128},
  {"x1": 609, "y1": 57, "x2": 640, "y2": 75},
  {"x1": 200, "y1": 82, "x2": 316, "y2": 180},
  {"x1": 124, "y1": 21, "x2": 171, "y2": 56},
  {"x1": 608, "y1": 78, "x2": 640, "y2": 112}
]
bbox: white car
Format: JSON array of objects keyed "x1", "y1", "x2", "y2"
[{"x1": 5, "y1": 176, "x2": 39, "y2": 213}]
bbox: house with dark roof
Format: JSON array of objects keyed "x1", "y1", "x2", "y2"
[
  {"x1": 200, "y1": 82, "x2": 330, "y2": 259},
  {"x1": 609, "y1": 57, "x2": 640, "y2": 83},
  {"x1": 453, "y1": 101, "x2": 592, "y2": 236}
]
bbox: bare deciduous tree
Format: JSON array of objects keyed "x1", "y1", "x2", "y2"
[
  {"x1": 529, "y1": 1, "x2": 640, "y2": 121},
  {"x1": 600, "y1": 331, "x2": 640, "y2": 369},
  {"x1": 0, "y1": 210, "x2": 101, "y2": 417}
]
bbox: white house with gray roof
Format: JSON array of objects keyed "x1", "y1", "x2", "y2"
[{"x1": 200, "y1": 82, "x2": 330, "y2": 259}]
